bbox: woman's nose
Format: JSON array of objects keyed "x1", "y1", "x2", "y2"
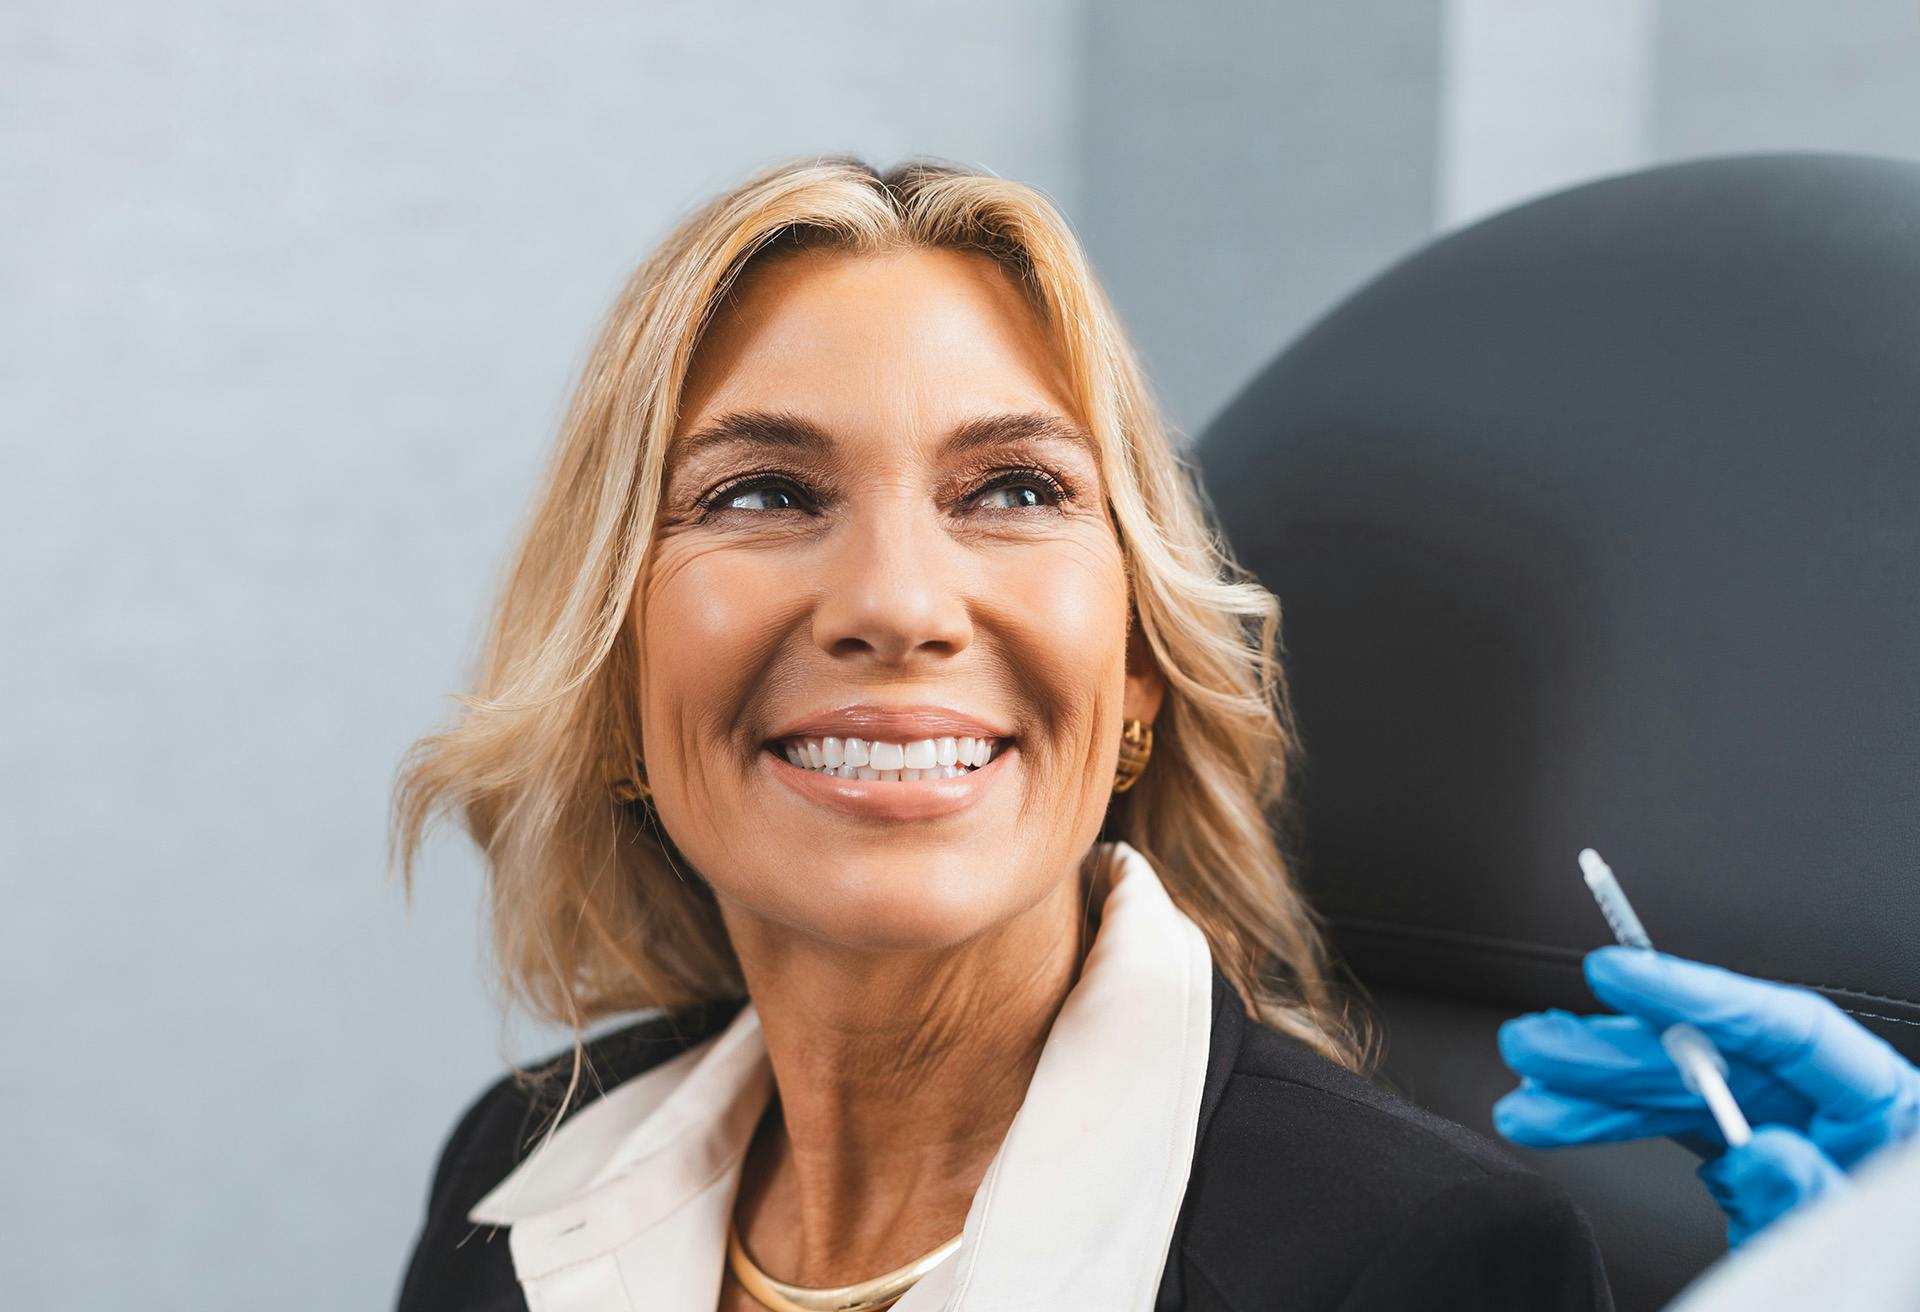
[{"x1": 809, "y1": 497, "x2": 973, "y2": 666}]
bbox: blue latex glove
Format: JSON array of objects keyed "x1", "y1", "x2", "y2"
[
  {"x1": 1494, "y1": 948, "x2": 1920, "y2": 1243},
  {"x1": 1696, "y1": 1126, "x2": 1849, "y2": 1247}
]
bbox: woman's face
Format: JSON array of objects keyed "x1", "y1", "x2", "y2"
[{"x1": 636, "y1": 245, "x2": 1163, "y2": 954}]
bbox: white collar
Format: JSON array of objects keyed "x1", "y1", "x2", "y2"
[{"x1": 469, "y1": 839, "x2": 1215, "y2": 1311}]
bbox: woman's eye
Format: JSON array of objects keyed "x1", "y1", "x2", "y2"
[
  {"x1": 971, "y1": 470, "x2": 1071, "y2": 512},
  {"x1": 705, "y1": 477, "x2": 811, "y2": 514},
  {"x1": 700, "y1": 469, "x2": 1070, "y2": 518}
]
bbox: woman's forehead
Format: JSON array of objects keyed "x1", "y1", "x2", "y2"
[{"x1": 672, "y1": 245, "x2": 1082, "y2": 457}]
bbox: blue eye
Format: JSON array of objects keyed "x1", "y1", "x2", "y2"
[
  {"x1": 704, "y1": 476, "x2": 811, "y2": 514},
  {"x1": 971, "y1": 468, "x2": 1071, "y2": 511},
  {"x1": 699, "y1": 466, "x2": 1073, "y2": 519},
  {"x1": 975, "y1": 483, "x2": 1049, "y2": 510}
]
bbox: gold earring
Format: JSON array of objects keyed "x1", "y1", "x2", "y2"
[
  {"x1": 610, "y1": 756, "x2": 652, "y2": 805},
  {"x1": 1112, "y1": 718, "x2": 1153, "y2": 793}
]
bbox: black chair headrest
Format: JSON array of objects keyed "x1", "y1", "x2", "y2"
[{"x1": 1198, "y1": 153, "x2": 1920, "y2": 1055}]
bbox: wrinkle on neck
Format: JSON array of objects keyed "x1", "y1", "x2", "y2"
[{"x1": 721, "y1": 853, "x2": 1106, "y2": 1284}]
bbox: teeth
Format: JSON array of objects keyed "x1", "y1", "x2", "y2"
[{"x1": 776, "y1": 735, "x2": 1004, "y2": 781}]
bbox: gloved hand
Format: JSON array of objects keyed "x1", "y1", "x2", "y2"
[
  {"x1": 1695, "y1": 1126, "x2": 1849, "y2": 1247},
  {"x1": 1493, "y1": 948, "x2": 1920, "y2": 1244}
]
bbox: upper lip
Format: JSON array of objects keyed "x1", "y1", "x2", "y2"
[{"x1": 766, "y1": 703, "x2": 1015, "y2": 744}]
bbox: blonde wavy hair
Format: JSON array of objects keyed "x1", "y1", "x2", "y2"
[{"x1": 392, "y1": 156, "x2": 1372, "y2": 1076}]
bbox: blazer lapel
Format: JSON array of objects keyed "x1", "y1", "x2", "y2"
[{"x1": 1155, "y1": 962, "x2": 1246, "y2": 1310}]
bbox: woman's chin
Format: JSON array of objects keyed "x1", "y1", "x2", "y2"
[{"x1": 747, "y1": 855, "x2": 1043, "y2": 954}]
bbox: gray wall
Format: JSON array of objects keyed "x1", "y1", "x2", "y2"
[
  {"x1": 1081, "y1": 0, "x2": 1444, "y2": 437},
  {"x1": 1439, "y1": 0, "x2": 1920, "y2": 232},
  {"x1": 5, "y1": 2, "x2": 1918, "y2": 1308},
  {"x1": 1654, "y1": 0, "x2": 1920, "y2": 160}
]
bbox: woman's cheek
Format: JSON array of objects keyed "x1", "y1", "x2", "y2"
[
  {"x1": 987, "y1": 533, "x2": 1131, "y2": 730},
  {"x1": 986, "y1": 535, "x2": 1130, "y2": 851},
  {"x1": 639, "y1": 540, "x2": 804, "y2": 773}
]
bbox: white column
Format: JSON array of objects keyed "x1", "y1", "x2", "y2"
[{"x1": 1437, "y1": 0, "x2": 1657, "y2": 229}]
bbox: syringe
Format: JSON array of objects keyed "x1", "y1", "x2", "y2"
[{"x1": 1577, "y1": 848, "x2": 1753, "y2": 1149}]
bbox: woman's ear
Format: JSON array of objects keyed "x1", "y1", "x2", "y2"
[{"x1": 1122, "y1": 609, "x2": 1166, "y2": 726}]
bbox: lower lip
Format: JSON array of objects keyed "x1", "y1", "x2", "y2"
[{"x1": 764, "y1": 744, "x2": 1015, "y2": 821}]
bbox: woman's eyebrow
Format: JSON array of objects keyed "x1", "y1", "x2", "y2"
[
  {"x1": 670, "y1": 410, "x2": 834, "y2": 465},
  {"x1": 944, "y1": 412, "x2": 1096, "y2": 458},
  {"x1": 668, "y1": 408, "x2": 1095, "y2": 468}
]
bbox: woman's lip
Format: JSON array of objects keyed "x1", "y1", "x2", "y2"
[
  {"x1": 763, "y1": 742, "x2": 1015, "y2": 821},
  {"x1": 764, "y1": 704, "x2": 1013, "y2": 744}
]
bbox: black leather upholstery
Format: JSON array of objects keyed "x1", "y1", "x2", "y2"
[{"x1": 1196, "y1": 153, "x2": 1920, "y2": 1311}]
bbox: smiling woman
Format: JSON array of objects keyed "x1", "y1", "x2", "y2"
[{"x1": 390, "y1": 159, "x2": 1610, "y2": 1312}]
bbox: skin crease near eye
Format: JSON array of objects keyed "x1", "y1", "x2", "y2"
[{"x1": 635, "y1": 244, "x2": 1166, "y2": 968}]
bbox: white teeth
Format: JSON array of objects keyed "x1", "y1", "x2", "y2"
[{"x1": 777, "y1": 733, "x2": 1005, "y2": 781}]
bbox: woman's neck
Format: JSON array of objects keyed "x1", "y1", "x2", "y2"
[{"x1": 718, "y1": 860, "x2": 1104, "y2": 1287}]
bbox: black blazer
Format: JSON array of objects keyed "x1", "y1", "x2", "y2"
[{"x1": 398, "y1": 964, "x2": 1613, "y2": 1311}]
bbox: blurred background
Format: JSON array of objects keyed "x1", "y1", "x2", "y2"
[{"x1": 5, "y1": 1, "x2": 1918, "y2": 1307}]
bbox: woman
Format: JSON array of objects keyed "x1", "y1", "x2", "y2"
[{"x1": 392, "y1": 158, "x2": 1611, "y2": 1312}]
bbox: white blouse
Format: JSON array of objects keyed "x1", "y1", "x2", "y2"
[{"x1": 468, "y1": 839, "x2": 1215, "y2": 1311}]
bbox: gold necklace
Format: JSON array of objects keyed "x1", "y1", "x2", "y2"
[{"x1": 725, "y1": 1219, "x2": 962, "y2": 1312}]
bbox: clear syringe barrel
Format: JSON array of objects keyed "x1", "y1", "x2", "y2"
[
  {"x1": 1579, "y1": 848, "x2": 1654, "y2": 950},
  {"x1": 1577, "y1": 848, "x2": 1754, "y2": 1149}
]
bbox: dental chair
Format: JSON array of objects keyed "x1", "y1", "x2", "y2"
[{"x1": 1196, "y1": 153, "x2": 1920, "y2": 1312}]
